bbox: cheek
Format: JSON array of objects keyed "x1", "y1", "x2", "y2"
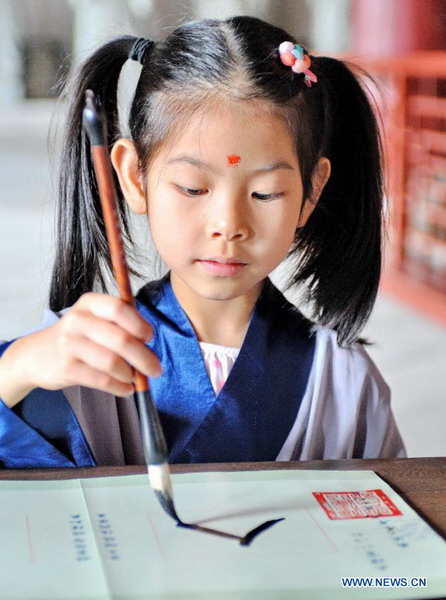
[
  {"x1": 147, "y1": 200, "x2": 196, "y2": 261},
  {"x1": 260, "y1": 205, "x2": 301, "y2": 264},
  {"x1": 273, "y1": 221, "x2": 298, "y2": 257},
  {"x1": 259, "y1": 202, "x2": 301, "y2": 240},
  {"x1": 149, "y1": 212, "x2": 177, "y2": 249}
]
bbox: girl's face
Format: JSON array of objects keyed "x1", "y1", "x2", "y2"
[{"x1": 113, "y1": 101, "x2": 329, "y2": 307}]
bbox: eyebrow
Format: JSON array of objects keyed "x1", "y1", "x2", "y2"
[
  {"x1": 166, "y1": 154, "x2": 295, "y2": 173},
  {"x1": 253, "y1": 161, "x2": 295, "y2": 174}
]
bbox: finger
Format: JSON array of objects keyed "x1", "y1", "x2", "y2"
[
  {"x1": 76, "y1": 293, "x2": 153, "y2": 341},
  {"x1": 66, "y1": 359, "x2": 135, "y2": 397},
  {"x1": 68, "y1": 336, "x2": 135, "y2": 383},
  {"x1": 65, "y1": 314, "x2": 162, "y2": 378}
]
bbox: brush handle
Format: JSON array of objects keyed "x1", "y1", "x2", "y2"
[
  {"x1": 89, "y1": 146, "x2": 148, "y2": 393},
  {"x1": 90, "y1": 146, "x2": 133, "y2": 304},
  {"x1": 83, "y1": 92, "x2": 147, "y2": 393}
]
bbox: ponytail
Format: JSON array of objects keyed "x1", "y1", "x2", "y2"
[
  {"x1": 287, "y1": 57, "x2": 384, "y2": 346},
  {"x1": 49, "y1": 36, "x2": 139, "y2": 311}
]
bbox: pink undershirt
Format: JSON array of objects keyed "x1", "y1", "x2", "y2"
[{"x1": 199, "y1": 342, "x2": 240, "y2": 396}]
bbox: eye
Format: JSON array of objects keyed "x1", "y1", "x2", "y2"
[
  {"x1": 175, "y1": 185, "x2": 207, "y2": 197},
  {"x1": 252, "y1": 191, "x2": 284, "y2": 201}
]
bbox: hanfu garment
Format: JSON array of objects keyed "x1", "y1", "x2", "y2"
[{"x1": 0, "y1": 276, "x2": 406, "y2": 468}]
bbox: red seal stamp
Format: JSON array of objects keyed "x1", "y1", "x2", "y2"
[{"x1": 313, "y1": 489, "x2": 403, "y2": 520}]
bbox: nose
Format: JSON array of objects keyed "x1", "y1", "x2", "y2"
[{"x1": 206, "y1": 196, "x2": 250, "y2": 241}]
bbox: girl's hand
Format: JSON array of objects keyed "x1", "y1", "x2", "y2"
[{"x1": 0, "y1": 293, "x2": 162, "y2": 408}]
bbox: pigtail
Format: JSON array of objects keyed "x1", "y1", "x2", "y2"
[
  {"x1": 288, "y1": 57, "x2": 384, "y2": 346},
  {"x1": 49, "y1": 35, "x2": 139, "y2": 311}
]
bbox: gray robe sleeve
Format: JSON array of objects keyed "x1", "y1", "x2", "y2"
[{"x1": 276, "y1": 328, "x2": 406, "y2": 461}]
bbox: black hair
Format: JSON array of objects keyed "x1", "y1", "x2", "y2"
[{"x1": 50, "y1": 16, "x2": 383, "y2": 346}]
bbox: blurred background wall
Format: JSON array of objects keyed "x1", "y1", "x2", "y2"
[{"x1": 0, "y1": 0, "x2": 445, "y2": 457}]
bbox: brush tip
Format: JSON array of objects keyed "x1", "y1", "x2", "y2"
[{"x1": 154, "y1": 489, "x2": 183, "y2": 524}]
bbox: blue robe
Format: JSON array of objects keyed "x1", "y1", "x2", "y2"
[{"x1": 0, "y1": 277, "x2": 315, "y2": 468}]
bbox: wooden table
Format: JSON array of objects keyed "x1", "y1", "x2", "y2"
[{"x1": 1, "y1": 457, "x2": 445, "y2": 537}]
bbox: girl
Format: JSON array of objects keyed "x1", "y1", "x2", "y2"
[{"x1": 0, "y1": 16, "x2": 405, "y2": 467}]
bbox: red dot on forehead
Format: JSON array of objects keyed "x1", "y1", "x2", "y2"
[{"x1": 227, "y1": 154, "x2": 241, "y2": 165}]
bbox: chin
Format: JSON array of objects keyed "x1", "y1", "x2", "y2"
[
  {"x1": 172, "y1": 267, "x2": 264, "y2": 302},
  {"x1": 197, "y1": 285, "x2": 243, "y2": 302},
  {"x1": 195, "y1": 277, "x2": 261, "y2": 302}
]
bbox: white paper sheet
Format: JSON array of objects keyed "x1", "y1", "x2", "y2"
[{"x1": 1, "y1": 470, "x2": 445, "y2": 599}]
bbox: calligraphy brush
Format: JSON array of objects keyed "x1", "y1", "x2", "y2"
[
  {"x1": 82, "y1": 89, "x2": 179, "y2": 523},
  {"x1": 82, "y1": 90, "x2": 284, "y2": 545}
]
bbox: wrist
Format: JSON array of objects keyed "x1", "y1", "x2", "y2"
[{"x1": 0, "y1": 336, "x2": 37, "y2": 408}]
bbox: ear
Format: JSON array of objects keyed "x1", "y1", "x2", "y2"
[
  {"x1": 110, "y1": 138, "x2": 147, "y2": 214},
  {"x1": 298, "y1": 157, "x2": 331, "y2": 227}
]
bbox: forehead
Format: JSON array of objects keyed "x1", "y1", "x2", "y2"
[{"x1": 154, "y1": 100, "x2": 298, "y2": 170}]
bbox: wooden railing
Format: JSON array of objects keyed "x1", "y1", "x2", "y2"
[{"x1": 360, "y1": 52, "x2": 446, "y2": 322}]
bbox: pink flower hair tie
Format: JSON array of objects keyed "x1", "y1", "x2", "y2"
[{"x1": 278, "y1": 41, "x2": 318, "y2": 88}]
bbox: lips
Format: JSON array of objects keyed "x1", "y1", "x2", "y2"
[
  {"x1": 197, "y1": 257, "x2": 247, "y2": 276},
  {"x1": 205, "y1": 257, "x2": 246, "y2": 264}
]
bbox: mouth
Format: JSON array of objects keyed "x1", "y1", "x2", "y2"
[
  {"x1": 197, "y1": 257, "x2": 247, "y2": 276},
  {"x1": 205, "y1": 257, "x2": 246, "y2": 264}
]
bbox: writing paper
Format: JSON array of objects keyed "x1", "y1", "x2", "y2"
[{"x1": 1, "y1": 470, "x2": 445, "y2": 599}]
